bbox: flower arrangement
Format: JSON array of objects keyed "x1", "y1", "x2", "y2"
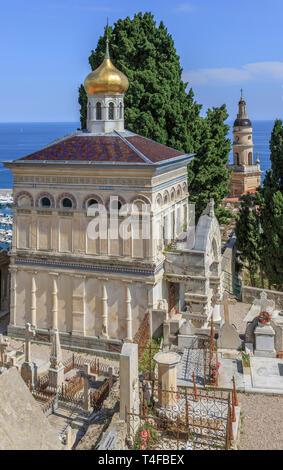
[
  {"x1": 242, "y1": 352, "x2": 250, "y2": 368},
  {"x1": 134, "y1": 423, "x2": 158, "y2": 450},
  {"x1": 259, "y1": 311, "x2": 271, "y2": 325},
  {"x1": 209, "y1": 362, "x2": 221, "y2": 384}
]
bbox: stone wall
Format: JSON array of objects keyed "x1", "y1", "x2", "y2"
[
  {"x1": 242, "y1": 286, "x2": 283, "y2": 310},
  {"x1": 0, "y1": 368, "x2": 62, "y2": 450}
]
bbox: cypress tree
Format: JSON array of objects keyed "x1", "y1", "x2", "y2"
[
  {"x1": 78, "y1": 12, "x2": 202, "y2": 153},
  {"x1": 258, "y1": 119, "x2": 283, "y2": 289},
  {"x1": 269, "y1": 119, "x2": 283, "y2": 190},
  {"x1": 187, "y1": 105, "x2": 231, "y2": 220},
  {"x1": 235, "y1": 193, "x2": 262, "y2": 287}
]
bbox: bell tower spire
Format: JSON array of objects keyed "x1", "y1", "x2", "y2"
[{"x1": 228, "y1": 92, "x2": 262, "y2": 197}]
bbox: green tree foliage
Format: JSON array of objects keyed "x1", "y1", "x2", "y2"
[
  {"x1": 257, "y1": 119, "x2": 283, "y2": 289},
  {"x1": 187, "y1": 105, "x2": 231, "y2": 220},
  {"x1": 78, "y1": 84, "x2": 87, "y2": 132},
  {"x1": 269, "y1": 119, "x2": 283, "y2": 190},
  {"x1": 235, "y1": 193, "x2": 262, "y2": 287},
  {"x1": 235, "y1": 120, "x2": 283, "y2": 290},
  {"x1": 78, "y1": 12, "x2": 201, "y2": 153},
  {"x1": 78, "y1": 12, "x2": 232, "y2": 224}
]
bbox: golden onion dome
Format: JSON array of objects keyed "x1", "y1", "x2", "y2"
[{"x1": 84, "y1": 41, "x2": 129, "y2": 95}]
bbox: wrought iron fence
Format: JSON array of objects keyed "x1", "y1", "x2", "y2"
[
  {"x1": 63, "y1": 354, "x2": 119, "y2": 377},
  {"x1": 126, "y1": 383, "x2": 232, "y2": 450},
  {"x1": 90, "y1": 374, "x2": 113, "y2": 411}
]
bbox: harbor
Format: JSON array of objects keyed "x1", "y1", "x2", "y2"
[{"x1": 0, "y1": 190, "x2": 13, "y2": 249}]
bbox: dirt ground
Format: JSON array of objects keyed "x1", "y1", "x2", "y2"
[{"x1": 238, "y1": 392, "x2": 283, "y2": 450}]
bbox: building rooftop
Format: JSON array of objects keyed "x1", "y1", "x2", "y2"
[{"x1": 16, "y1": 130, "x2": 188, "y2": 165}]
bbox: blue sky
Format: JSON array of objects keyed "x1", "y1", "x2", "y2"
[{"x1": 0, "y1": 0, "x2": 282, "y2": 122}]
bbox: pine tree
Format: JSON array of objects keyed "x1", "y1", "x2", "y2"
[
  {"x1": 235, "y1": 193, "x2": 262, "y2": 287},
  {"x1": 187, "y1": 105, "x2": 231, "y2": 220},
  {"x1": 78, "y1": 12, "x2": 202, "y2": 153}
]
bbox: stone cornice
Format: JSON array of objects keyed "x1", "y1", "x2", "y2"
[{"x1": 13, "y1": 256, "x2": 164, "y2": 278}]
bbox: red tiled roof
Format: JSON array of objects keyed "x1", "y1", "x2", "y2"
[
  {"x1": 18, "y1": 134, "x2": 185, "y2": 164},
  {"x1": 242, "y1": 188, "x2": 257, "y2": 196},
  {"x1": 126, "y1": 136, "x2": 183, "y2": 162},
  {"x1": 20, "y1": 136, "x2": 144, "y2": 163}
]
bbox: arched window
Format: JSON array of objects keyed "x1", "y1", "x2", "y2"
[
  {"x1": 61, "y1": 198, "x2": 73, "y2": 209},
  {"x1": 248, "y1": 152, "x2": 253, "y2": 165},
  {"x1": 119, "y1": 102, "x2": 123, "y2": 119},
  {"x1": 96, "y1": 102, "x2": 102, "y2": 120},
  {"x1": 236, "y1": 153, "x2": 240, "y2": 166},
  {"x1": 40, "y1": 197, "x2": 51, "y2": 208},
  {"x1": 108, "y1": 102, "x2": 114, "y2": 120},
  {"x1": 87, "y1": 199, "x2": 99, "y2": 208}
]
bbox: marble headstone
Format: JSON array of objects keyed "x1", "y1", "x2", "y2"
[{"x1": 217, "y1": 323, "x2": 242, "y2": 350}]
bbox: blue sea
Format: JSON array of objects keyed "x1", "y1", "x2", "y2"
[{"x1": 0, "y1": 120, "x2": 275, "y2": 189}]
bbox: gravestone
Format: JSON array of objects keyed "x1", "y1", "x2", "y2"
[
  {"x1": 0, "y1": 335, "x2": 9, "y2": 367},
  {"x1": 178, "y1": 320, "x2": 196, "y2": 350},
  {"x1": 98, "y1": 427, "x2": 117, "y2": 450},
  {"x1": 217, "y1": 323, "x2": 241, "y2": 350},
  {"x1": 120, "y1": 343, "x2": 139, "y2": 434},
  {"x1": 21, "y1": 323, "x2": 36, "y2": 385},
  {"x1": 48, "y1": 329, "x2": 64, "y2": 389},
  {"x1": 254, "y1": 323, "x2": 276, "y2": 358}
]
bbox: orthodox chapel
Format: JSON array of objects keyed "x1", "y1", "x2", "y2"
[{"x1": 4, "y1": 38, "x2": 223, "y2": 354}]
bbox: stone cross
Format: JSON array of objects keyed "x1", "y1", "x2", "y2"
[
  {"x1": 253, "y1": 291, "x2": 275, "y2": 315},
  {"x1": 0, "y1": 334, "x2": 9, "y2": 366},
  {"x1": 216, "y1": 292, "x2": 236, "y2": 324},
  {"x1": 24, "y1": 322, "x2": 36, "y2": 363}
]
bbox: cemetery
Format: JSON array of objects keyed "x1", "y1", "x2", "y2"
[{"x1": 1, "y1": 284, "x2": 283, "y2": 450}]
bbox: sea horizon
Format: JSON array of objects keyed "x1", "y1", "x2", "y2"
[{"x1": 0, "y1": 120, "x2": 275, "y2": 189}]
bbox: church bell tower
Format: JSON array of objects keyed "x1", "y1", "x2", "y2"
[{"x1": 229, "y1": 91, "x2": 262, "y2": 197}]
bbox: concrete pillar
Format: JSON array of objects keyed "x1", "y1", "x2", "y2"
[
  {"x1": 9, "y1": 267, "x2": 17, "y2": 326},
  {"x1": 49, "y1": 273, "x2": 59, "y2": 330},
  {"x1": 100, "y1": 279, "x2": 109, "y2": 339},
  {"x1": 153, "y1": 351, "x2": 181, "y2": 407}
]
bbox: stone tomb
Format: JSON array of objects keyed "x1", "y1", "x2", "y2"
[
  {"x1": 254, "y1": 323, "x2": 276, "y2": 358},
  {"x1": 244, "y1": 291, "x2": 282, "y2": 357}
]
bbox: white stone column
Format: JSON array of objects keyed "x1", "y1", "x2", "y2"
[
  {"x1": 72, "y1": 275, "x2": 86, "y2": 337},
  {"x1": 125, "y1": 282, "x2": 132, "y2": 342},
  {"x1": 99, "y1": 278, "x2": 109, "y2": 339},
  {"x1": 9, "y1": 267, "x2": 17, "y2": 326},
  {"x1": 49, "y1": 273, "x2": 59, "y2": 330},
  {"x1": 28, "y1": 271, "x2": 37, "y2": 328}
]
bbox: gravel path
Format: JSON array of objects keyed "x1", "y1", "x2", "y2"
[{"x1": 238, "y1": 393, "x2": 283, "y2": 450}]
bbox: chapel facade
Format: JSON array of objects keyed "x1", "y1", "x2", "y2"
[{"x1": 5, "y1": 38, "x2": 223, "y2": 354}]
